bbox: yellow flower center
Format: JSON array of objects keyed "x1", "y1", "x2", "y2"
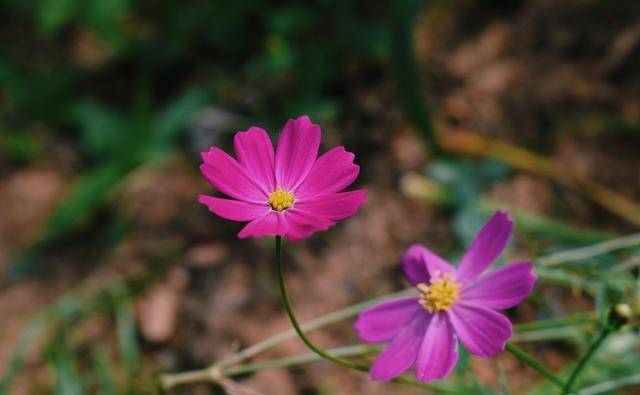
[
  {"x1": 417, "y1": 271, "x2": 461, "y2": 313},
  {"x1": 268, "y1": 188, "x2": 295, "y2": 211}
]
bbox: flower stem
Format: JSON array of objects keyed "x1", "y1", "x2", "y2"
[
  {"x1": 562, "y1": 327, "x2": 612, "y2": 394},
  {"x1": 274, "y1": 236, "x2": 370, "y2": 372},
  {"x1": 505, "y1": 343, "x2": 564, "y2": 390}
]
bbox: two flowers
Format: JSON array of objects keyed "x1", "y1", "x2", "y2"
[{"x1": 198, "y1": 115, "x2": 536, "y2": 383}]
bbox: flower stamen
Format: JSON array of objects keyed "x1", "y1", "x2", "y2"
[
  {"x1": 417, "y1": 270, "x2": 461, "y2": 313},
  {"x1": 269, "y1": 188, "x2": 295, "y2": 211}
]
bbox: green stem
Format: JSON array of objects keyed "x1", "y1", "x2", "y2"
[
  {"x1": 274, "y1": 236, "x2": 456, "y2": 393},
  {"x1": 562, "y1": 327, "x2": 612, "y2": 394},
  {"x1": 274, "y1": 236, "x2": 371, "y2": 372},
  {"x1": 505, "y1": 343, "x2": 565, "y2": 390}
]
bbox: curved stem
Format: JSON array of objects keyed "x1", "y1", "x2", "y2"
[
  {"x1": 505, "y1": 343, "x2": 564, "y2": 389},
  {"x1": 562, "y1": 327, "x2": 612, "y2": 394},
  {"x1": 274, "y1": 236, "x2": 369, "y2": 372}
]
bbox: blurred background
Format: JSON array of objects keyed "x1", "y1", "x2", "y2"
[{"x1": 1, "y1": 0, "x2": 640, "y2": 394}]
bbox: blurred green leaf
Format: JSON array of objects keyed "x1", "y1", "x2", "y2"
[
  {"x1": 92, "y1": 347, "x2": 116, "y2": 395},
  {"x1": 83, "y1": 0, "x2": 130, "y2": 46},
  {"x1": 46, "y1": 333, "x2": 84, "y2": 395},
  {"x1": 72, "y1": 100, "x2": 128, "y2": 158},
  {"x1": 152, "y1": 88, "x2": 209, "y2": 153},
  {"x1": 44, "y1": 162, "x2": 131, "y2": 239},
  {"x1": 0, "y1": 315, "x2": 50, "y2": 395},
  {"x1": 37, "y1": 0, "x2": 82, "y2": 36},
  {"x1": 0, "y1": 130, "x2": 42, "y2": 163},
  {"x1": 114, "y1": 292, "x2": 140, "y2": 378},
  {"x1": 467, "y1": 373, "x2": 493, "y2": 395},
  {"x1": 427, "y1": 159, "x2": 511, "y2": 205},
  {"x1": 498, "y1": 363, "x2": 511, "y2": 395}
]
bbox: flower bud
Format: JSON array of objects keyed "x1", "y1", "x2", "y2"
[{"x1": 608, "y1": 303, "x2": 633, "y2": 329}]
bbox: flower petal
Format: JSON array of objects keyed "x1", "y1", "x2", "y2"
[
  {"x1": 460, "y1": 262, "x2": 536, "y2": 309},
  {"x1": 199, "y1": 195, "x2": 269, "y2": 221},
  {"x1": 355, "y1": 297, "x2": 421, "y2": 343},
  {"x1": 294, "y1": 146, "x2": 359, "y2": 199},
  {"x1": 415, "y1": 312, "x2": 458, "y2": 383},
  {"x1": 293, "y1": 190, "x2": 367, "y2": 223},
  {"x1": 282, "y1": 208, "x2": 334, "y2": 242},
  {"x1": 456, "y1": 210, "x2": 513, "y2": 283},
  {"x1": 234, "y1": 127, "x2": 275, "y2": 195},
  {"x1": 237, "y1": 212, "x2": 289, "y2": 239},
  {"x1": 275, "y1": 115, "x2": 321, "y2": 191},
  {"x1": 402, "y1": 244, "x2": 456, "y2": 286},
  {"x1": 200, "y1": 147, "x2": 266, "y2": 203},
  {"x1": 448, "y1": 302, "x2": 512, "y2": 357},
  {"x1": 371, "y1": 315, "x2": 429, "y2": 382}
]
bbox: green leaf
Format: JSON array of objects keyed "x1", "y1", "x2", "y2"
[
  {"x1": 43, "y1": 162, "x2": 130, "y2": 239},
  {"x1": 152, "y1": 88, "x2": 209, "y2": 153},
  {"x1": 46, "y1": 335, "x2": 84, "y2": 395},
  {"x1": 37, "y1": 0, "x2": 82, "y2": 36},
  {"x1": 82, "y1": 0, "x2": 130, "y2": 46},
  {"x1": 92, "y1": 347, "x2": 116, "y2": 395},
  {"x1": 71, "y1": 100, "x2": 128, "y2": 158},
  {"x1": 114, "y1": 293, "x2": 140, "y2": 377},
  {"x1": 498, "y1": 362, "x2": 511, "y2": 395}
]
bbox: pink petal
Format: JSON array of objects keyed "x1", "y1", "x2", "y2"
[
  {"x1": 293, "y1": 190, "x2": 367, "y2": 223},
  {"x1": 282, "y1": 208, "x2": 334, "y2": 242},
  {"x1": 371, "y1": 315, "x2": 429, "y2": 382},
  {"x1": 237, "y1": 212, "x2": 289, "y2": 239},
  {"x1": 402, "y1": 244, "x2": 456, "y2": 286},
  {"x1": 200, "y1": 147, "x2": 267, "y2": 203},
  {"x1": 415, "y1": 312, "x2": 458, "y2": 383},
  {"x1": 456, "y1": 210, "x2": 513, "y2": 283},
  {"x1": 460, "y1": 262, "x2": 536, "y2": 309},
  {"x1": 199, "y1": 195, "x2": 269, "y2": 221},
  {"x1": 275, "y1": 115, "x2": 321, "y2": 191},
  {"x1": 233, "y1": 127, "x2": 275, "y2": 195},
  {"x1": 448, "y1": 302, "x2": 512, "y2": 357},
  {"x1": 355, "y1": 297, "x2": 421, "y2": 343},
  {"x1": 294, "y1": 146, "x2": 359, "y2": 199}
]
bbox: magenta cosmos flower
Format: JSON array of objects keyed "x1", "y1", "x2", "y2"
[
  {"x1": 199, "y1": 115, "x2": 366, "y2": 241},
  {"x1": 355, "y1": 211, "x2": 536, "y2": 383}
]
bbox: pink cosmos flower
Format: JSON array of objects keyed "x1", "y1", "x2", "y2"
[
  {"x1": 199, "y1": 115, "x2": 367, "y2": 241},
  {"x1": 354, "y1": 211, "x2": 536, "y2": 383}
]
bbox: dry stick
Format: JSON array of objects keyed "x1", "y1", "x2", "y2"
[
  {"x1": 538, "y1": 233, "x2": 640, "y2": 266},
  {"x1": 223, "y1": 345, "x2": 381, "y2": 376},
  {"x1": 160, "y1": 288, "x2": 414, "y2": 389},
  {"x1": 436, "y1": 130, "x2": 640, "y2": 227},
  {"x1": 577, "y1": 372, "x2": 640, "y2": 395}
]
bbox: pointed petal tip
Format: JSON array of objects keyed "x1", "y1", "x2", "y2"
[
  {"x1": 354, "y1": 189, "x2": 367, "y2": 203},
  {"x1": 200, "y1": 146, "x2": 224, "y2": 162},
  {"x1": 199, "y1": 148, "x2": 212, "y2": 162},
  {"x1": 517, "y1": 261, "x2": 538, "y2": 285},
  {"x1": 296, "y1": 114, "x2": 312, "y2": 122},
  {"x1": 492, "y1": 208, "x2": 512, "y2": 221}
]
